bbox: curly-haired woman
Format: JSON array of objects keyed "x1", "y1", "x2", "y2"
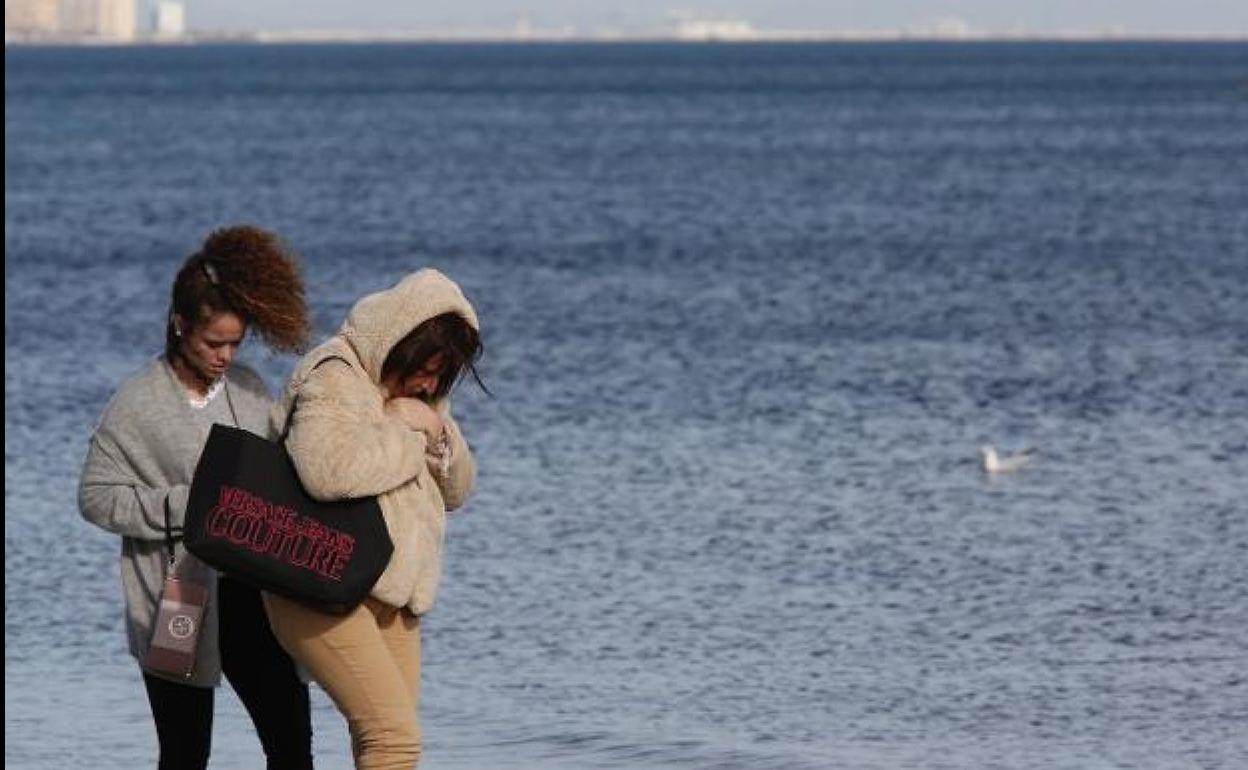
[{"x1": 79, "y1": 225, "x2": 316, "y2": 770}]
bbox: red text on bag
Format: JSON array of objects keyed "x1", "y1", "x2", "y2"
[{"x1": 207, "y1": 486, "x2": 357, "y2": 581}]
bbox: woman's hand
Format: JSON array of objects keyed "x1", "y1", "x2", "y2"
[{"x1": 384, "y1": 397, "x2": 445, "y2": 438}]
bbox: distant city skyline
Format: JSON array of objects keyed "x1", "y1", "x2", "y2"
[
  {"x1": 7, "y1": 0, "x2": 1248, "y2": 42},
  {"x1": 6, "y1": 0, "x2": 138, "y2": 41},
  {"x1": 171, "y1": 0, "x2": 1248, "y2": 38}
]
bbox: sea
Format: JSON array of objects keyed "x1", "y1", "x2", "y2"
[{"x1": 5, "y1": 41, "x2": 1248, "y2": 769}]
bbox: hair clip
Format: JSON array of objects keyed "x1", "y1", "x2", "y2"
[{"x1": 202, "y1": 262, "x2": 220, "y2": 286}]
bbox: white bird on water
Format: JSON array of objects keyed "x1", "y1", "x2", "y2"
[{"x1": 980, "y1": 445, "x2": 1035, "y2": 474}]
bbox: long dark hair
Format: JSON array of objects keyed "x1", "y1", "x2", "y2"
[
  {"x1": 380, "y1": 312, "x2": 486, "y2": 401},
  {"x1": 165, "y1": 225, "x2": 311, "y2": 361}
]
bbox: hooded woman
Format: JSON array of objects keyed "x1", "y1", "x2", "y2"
[
  {"x1": 263, "y1": 269, "x2": 482, "y2": 770},
  {"x1": 79, "y1": 225, "x2": 315, "y2": 770}
]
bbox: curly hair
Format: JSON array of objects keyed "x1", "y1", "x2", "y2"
[{"x1": 165, "y1": 225, "x2": 312, "y2": 359}]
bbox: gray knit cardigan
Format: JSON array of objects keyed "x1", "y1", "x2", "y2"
[{"x1": 79, "y1": 357, "x2": 271, "y2": 687}]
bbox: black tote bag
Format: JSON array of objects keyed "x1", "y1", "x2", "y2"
[{"x1": 184, "y1": 424, "x2": 393, "y2": 614}]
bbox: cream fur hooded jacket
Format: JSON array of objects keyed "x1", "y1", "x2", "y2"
[{"x1": 270, "y1": 269, "x2": 478, "y2": 615}]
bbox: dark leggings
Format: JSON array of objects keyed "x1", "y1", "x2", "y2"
[{"x1": 142, "y1": 576, "x2": 313, "y2": 770}]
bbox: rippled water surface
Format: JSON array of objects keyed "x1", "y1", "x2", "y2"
[{"x1": 6, "y1": 42, "x2": 1248, "y2": 768}]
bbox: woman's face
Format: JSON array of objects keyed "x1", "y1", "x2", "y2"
[
  {"x1": 176, "y1": 310, "x2": 246, "y2": 383},
  {"x1": 385, "y1": 352, "x2": 446, "y2": 401}
]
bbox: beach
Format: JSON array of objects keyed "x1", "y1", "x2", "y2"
[{"x1": 6, "y1": 41, "x2": 1248, "y2": 768}]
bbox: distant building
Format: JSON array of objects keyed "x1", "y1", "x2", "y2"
[
  {"x1": 100, "y1": 0, "x2": 135, "y2": 40},
  {"x1": 63, "y1": 0, "x2": 136, "y2": 41},
  {"x1": 5, "y1": 0, "x2": 59, "y2": 39},
  {"x1": 674, "y1": 17, "x2": 757, "y2": 42},
  {"x1": 923, "y1": 17, "x2": 973, "y2": 40},
  {"x1": 152, "y1": 0, "x2": 184, "y2": 39},
  {"x1": 512, "y1": 15, "x2": 532, "y2": 40},
  {"x1": 5, "y1": 0, "x2": 135, "y2": 42}
]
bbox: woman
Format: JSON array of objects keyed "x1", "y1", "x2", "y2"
[
  {"x1": 264, "y1": 268, "x2": 482, "y2": 770},
  {"x1": 79, "y1": 225, "x2": 316, "y2": 770}
]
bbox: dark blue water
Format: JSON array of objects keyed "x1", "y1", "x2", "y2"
[{"x1": 6, "y1": 42, "x2": 1248, "y2": 769}]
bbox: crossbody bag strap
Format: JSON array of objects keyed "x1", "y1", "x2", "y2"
[
  {"x1": 162, "y1": 496, "x2": 182, "y2": 568},
  {"x1": 279, "y1": 354, "x2": 353, "y2": 442}
]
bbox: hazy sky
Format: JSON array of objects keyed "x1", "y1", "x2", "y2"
[{"x1": 178, "y1": 1, "x2": 1248, "y2": 37}]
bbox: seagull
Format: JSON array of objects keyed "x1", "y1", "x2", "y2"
[{"x1": 980, "y1": 445, "x2": 1035, "y2": 474}]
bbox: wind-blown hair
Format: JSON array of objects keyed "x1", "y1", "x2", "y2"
[
  {"x1": 381, "y1": 312, "x2": 486, "y2": 402},
  {"x1": 164, "y1": 225, "x2": 311, "y2": 360}
]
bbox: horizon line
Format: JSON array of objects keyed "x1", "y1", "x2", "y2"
[{"x1": 8, "y1": 30, "x2": 1248, "y2": 46}]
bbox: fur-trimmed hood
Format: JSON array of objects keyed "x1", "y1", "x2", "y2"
[{"x1": 338, "y1": 268, "x2": 479, "y2": 384}]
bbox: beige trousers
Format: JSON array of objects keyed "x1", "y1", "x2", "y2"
[{"x1": 264, "y1": 593, "x2": 422, "y2": 770}]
